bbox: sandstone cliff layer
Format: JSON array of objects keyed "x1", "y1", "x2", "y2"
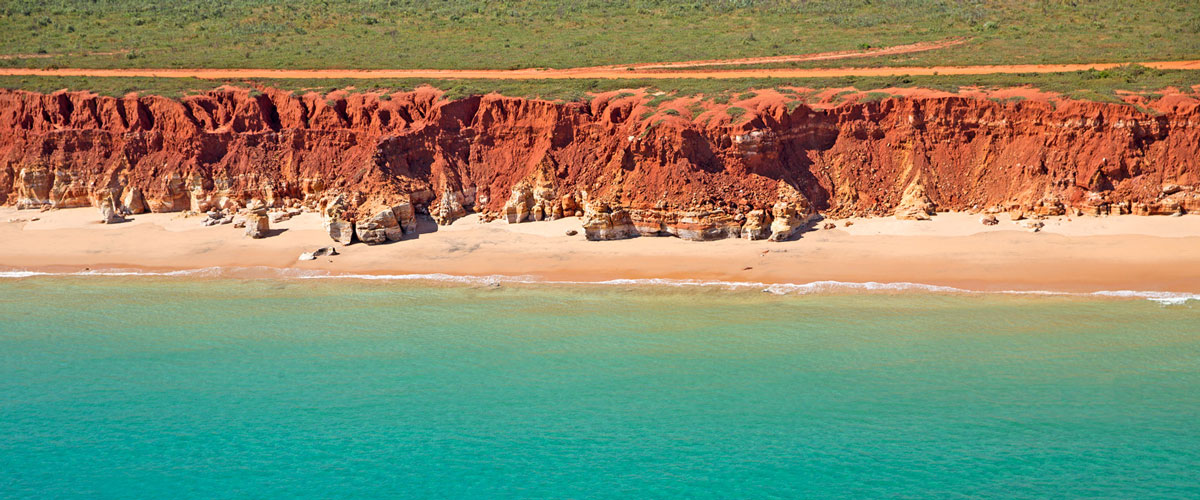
[{"x1": 1, "y1": 87, "x2": 1197, "y2": 243}]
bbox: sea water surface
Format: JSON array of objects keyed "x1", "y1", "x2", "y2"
[{"x1": 1, "y1": 276, "x2": 1198, "y2": 499}]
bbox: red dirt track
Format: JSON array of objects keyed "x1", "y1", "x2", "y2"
[{"x1": 2, "y1": 60, "x2": 1197, "y2": 81}]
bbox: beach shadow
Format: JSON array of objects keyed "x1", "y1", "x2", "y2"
[
  {"x1": 92, "y1": 217, "x2": 134, "y2": 225},
  {"x1": 400, "y1": 215, "x2": 440, "y2": 241},
  {"x1": 773, "y1": 215, "x2": 824, "y2": 242},
  {"x1": 263, "y1": 228, "x2": 289, "y2": 238}
]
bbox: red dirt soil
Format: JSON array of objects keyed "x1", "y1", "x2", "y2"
[
  {"x1": 2, "y1": 61, "x2": 1199, "y2": 81},
  {"x1": 2, "y1": 87, "x2": 1198, "y2": 241}
]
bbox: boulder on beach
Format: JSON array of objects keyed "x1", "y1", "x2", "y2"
[
  {"x1": 322, "y1": 195, "x2": 356, "y2": 245},
  {"x1": 244, "y1": 208, "x2": 270, "y2": 238},
  {"x1": 354, "y1": 205, "x2": 404, "y2": 244},
  {"x1": 202, "y1": 210, "x2": 227, "y2": 226},
  {"x1": 98, "y1": 194, "x2": 125, "y2": 224},
  {"x1": 298, "y1": 246, "x2": 340, "y2": 261}
]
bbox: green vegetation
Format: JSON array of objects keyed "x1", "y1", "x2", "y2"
[
  {"x1": 0, "y1": 65, "x2": 1196, "y2": 105},
  {"x1": 735, "y1": 91, "x2": 757, "y2": 101},
  {"x1": 638, "y1": 119, "x2": 663, "y2": 139},
  {"x1": 859, "y1": 91, "x2": 892, "y2": 102},
  {"x1": 988, "y1": 96, "x2": 1027, "y2": 105},
  {"x1": 1061, "y1": 89, "x2": 1127, "y2": 105},
  {"x1": 0, "y1": 1, "x2": 1195, "y2": 70},
  {"x1": 645, "y1": 93, "x2": 674, "y2": 108},
  {"x1": 726, "y1": 107, "x2": 748, "y2": 120},
  {"x1": 830, "y1": 89, "x2": 858, "y2": 103}
]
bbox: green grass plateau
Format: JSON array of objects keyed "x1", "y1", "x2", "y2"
[{"x1": 1, "y1": 0, "x2": 1197, "y2": 71}]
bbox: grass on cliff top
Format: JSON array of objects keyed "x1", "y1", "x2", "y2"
[
  {"x1": 1, "y1": 65, "x2": 1197, "y2": 105},
  {"x1": 0, "y1": 0, "x2": 1196, "y2": 71}
]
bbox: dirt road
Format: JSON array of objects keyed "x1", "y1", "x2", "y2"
[{"x1": 2, "y1": 58, "x2": 1197, "y2": 81}]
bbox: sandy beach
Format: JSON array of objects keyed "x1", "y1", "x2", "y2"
[{"x1": 2, "y1": 206, "x2": 1199, "y2": 294}]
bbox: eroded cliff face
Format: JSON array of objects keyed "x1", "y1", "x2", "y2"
[{"x1": 1, "y1": 87, "x2": 1198, "y2": 242}]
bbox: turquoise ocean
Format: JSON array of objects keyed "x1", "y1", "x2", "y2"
[{"x1": 1, "y1": 273, "x2": 1198, "y2": 499}]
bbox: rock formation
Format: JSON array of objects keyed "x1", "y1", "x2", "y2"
[
  {"x1": 298, "y1": 246, "x2": 338, "y2": 261},
  {"x1": 741, "y1": 209, "x2": 772, "y2": 240},
  {"x1": 431, "y1": 190, "x2": 468, "y2": 225},
  {"x1": 244, "y1": 207, "x2": 269, "y2": 238},
  {"x1": 321, "y1": 195, "x2": 356, "y2": 245},
  {"x1": 1, "y1": 87, "x2": 1198, "y2": 245},
  {"x1": 355, "y1": 204, "x2": 404, "y2": 244},
  {"x1": 392, "y1": 202, "x2": 418, "y2": 234},
  {"x1": 582, "y1": 202, "x2": 637, "y2": 241},
  {"x1": 894, "y1": 181, "x2": 936, "y2": 220},
  {"x1": 770, "y1": 181, "x2": 815, "y2": 241},
  {"x1": 202, "y1": 210, "x2": 232, "y2": 226},
  {"x1": 97, "y1": 193, "x2": 125, "y2": 224},
  {"x1": 502, "y1": 158, "x2": 565, "y2": 223},
  {"x1": 121, "y1": 187, "x2": 147, "y2": 214}
]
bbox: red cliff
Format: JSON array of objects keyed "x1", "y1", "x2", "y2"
[{"x1": 1, "y1": 86, "x2": 1198, "y2": 242}]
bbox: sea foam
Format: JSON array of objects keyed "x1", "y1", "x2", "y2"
[{"x1": 1, "y1": 267, "x2": 1196, "y2": 305}]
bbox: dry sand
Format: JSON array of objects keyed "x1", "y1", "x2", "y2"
[{"x1": 3, "y1": 207, "x2": 1199, "y2": 294}]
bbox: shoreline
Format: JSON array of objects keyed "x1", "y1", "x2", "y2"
[
  {"x1": 3, "y1": 206, "x2": 1200, "y2": 298},
  {"x1": 5, "y1": 266, "x2": 1199, "y2": 306}
]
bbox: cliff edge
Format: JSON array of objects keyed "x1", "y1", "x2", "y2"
[{"x1": 2, "y1": 86, "x2": 1197, "y2": 243}]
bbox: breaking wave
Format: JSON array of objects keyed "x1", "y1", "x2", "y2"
[{"x1": 1, "y1": 267, "x2": 1197, "y2": 305}]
